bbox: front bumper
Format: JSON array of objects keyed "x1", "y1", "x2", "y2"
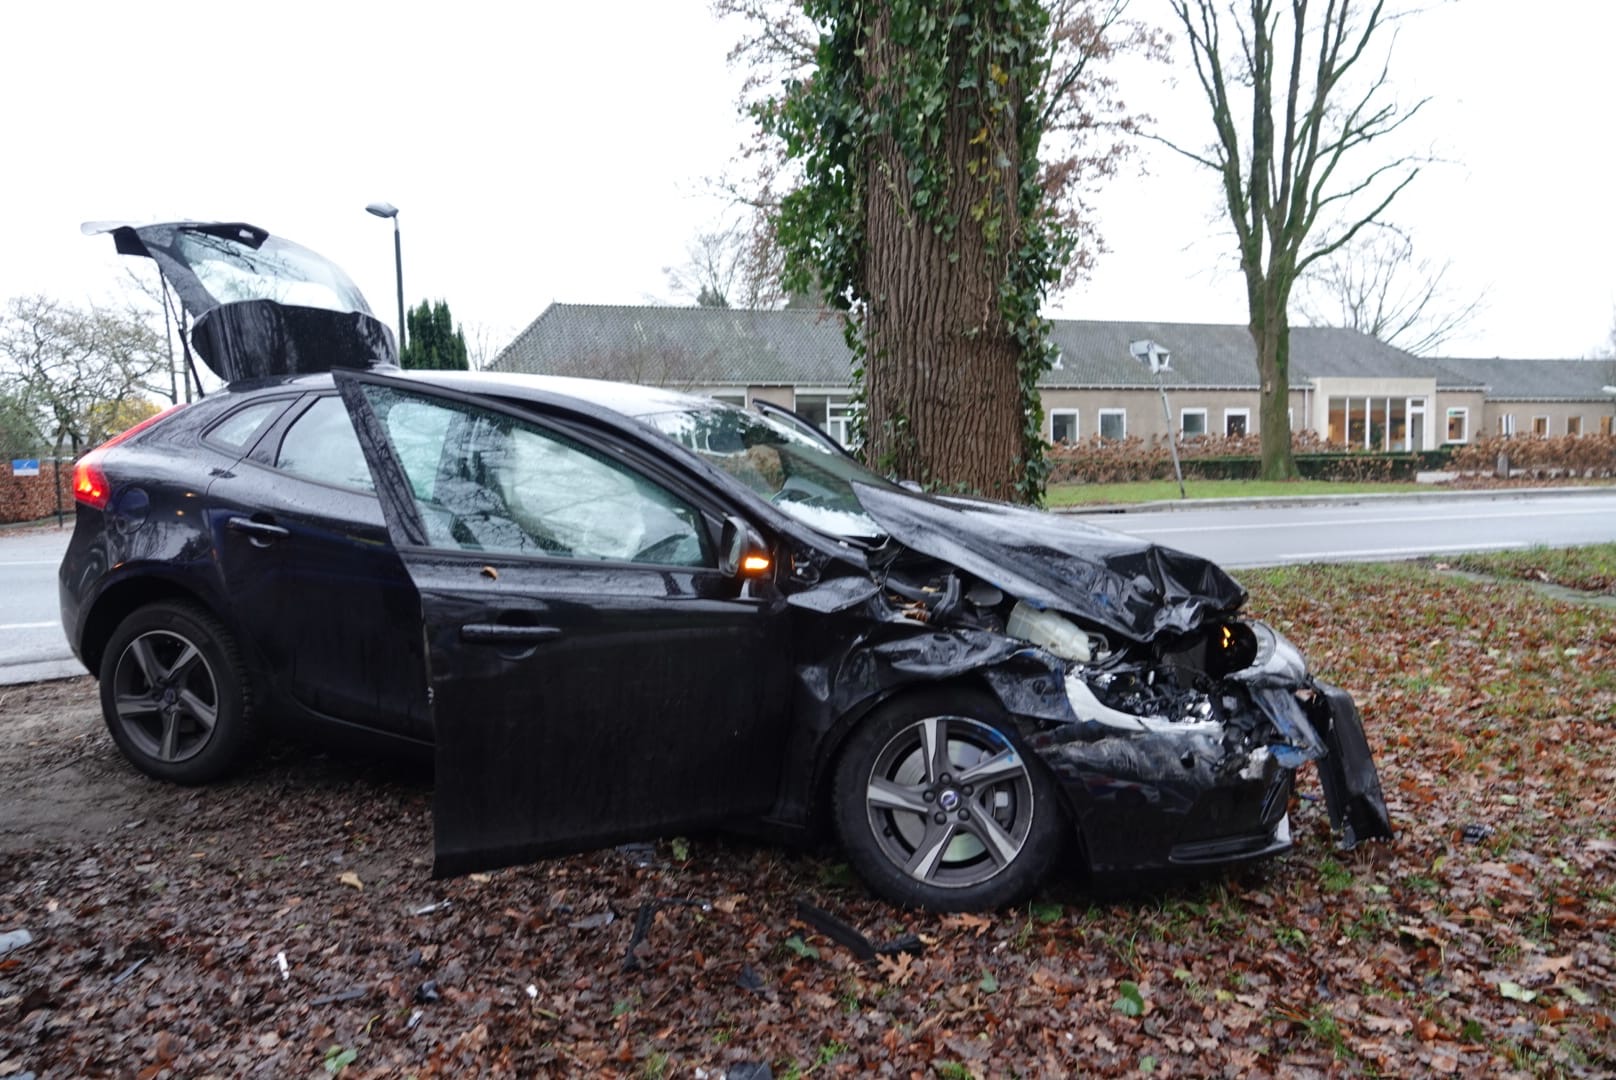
[{"x1": 1028, "y1": 673, "x2": 1391, "y2": 877}]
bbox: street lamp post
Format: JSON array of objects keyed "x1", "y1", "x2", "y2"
[
  {"x1": 1130, "y1": 340, "x2": 1187, "y2": 500},
  {"x1": 365, "y1": 202, "x2": 405, "y2": 361}
]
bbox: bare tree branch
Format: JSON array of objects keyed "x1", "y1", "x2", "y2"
[{"x1": 1296, "y1": 227, "x2": 1485, "y2": 354}]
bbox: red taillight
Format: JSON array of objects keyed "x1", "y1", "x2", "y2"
[
  {"x1": 72, "y1": 404, "x2": 188, "y2": 510},
  {"x1": 73, "y1": 459, "x2": 112, "y2": 509}
]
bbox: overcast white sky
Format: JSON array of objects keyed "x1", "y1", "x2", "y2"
[{"x1": 3, "y1": 0, "x2": 1612, "y2": 361}]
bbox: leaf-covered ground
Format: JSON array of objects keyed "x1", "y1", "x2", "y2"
[{"x1": 2, "y1": 561, "x2": 1613, "y2": 1078}]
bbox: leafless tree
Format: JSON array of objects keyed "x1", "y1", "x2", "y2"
[
  {"x1": 1157, "y1": 0, "x2": 1426, "y2": 479},
  {"x1": 1296, "y1": 227, "x2": 1483, "y2": 355},
  {"x1": 664, "y1": 220, "x2": 787, "y2": 309},
  {"x1": 0, "y1": 295, "x2": 168, "y2": 455}
]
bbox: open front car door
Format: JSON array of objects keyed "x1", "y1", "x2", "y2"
[{"x1": 334, "y1": 370, "x2": 793, "y2": 876}]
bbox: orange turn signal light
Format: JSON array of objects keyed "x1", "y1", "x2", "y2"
[{"x1": 741, "y1": 554, "x2": 772, "y2": 575}]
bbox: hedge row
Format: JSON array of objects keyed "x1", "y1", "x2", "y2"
[
  {"x1": 1448, "y1": 434, "x2": 1616, "y2": 478},
  {"x1": 1046, "y1": 433, "x2": 1455, "y2": 485}
]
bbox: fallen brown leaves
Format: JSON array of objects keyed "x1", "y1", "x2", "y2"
[{"x1": 2, "y1": 560, "x2": 1613, "y2": 1077}]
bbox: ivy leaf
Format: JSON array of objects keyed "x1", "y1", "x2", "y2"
[
  {"x1": 1115, "y1": 980, "x2": 1145, "y2": 1017},
  {"x1": 1497, "y1": 980, "x2": 1537, "y2": 1003},
  {"x1": 1558, "y1": 984, "x2": 1592, "y2": 1006},
  {"x1": 784, "y1": 935, "x2": 819, "y2": 960},
  {"x1": 977, "y1": 971, "x2": 999, "y2": 994}
]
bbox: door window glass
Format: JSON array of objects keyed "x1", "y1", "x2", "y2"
[
  {"x1": 205, "y1": 400, "x2": 285, "y2": 451},
  {"x1": 362, "y1": 385, "x2": 712, "y2": 567},
  {"x1": 276, "y1": 396, "x2": 375, "y2": 491}
]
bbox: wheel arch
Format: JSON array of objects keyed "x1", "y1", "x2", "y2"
[{"x1": 79, "y1": 574, "x2": 233, "y2": 677}]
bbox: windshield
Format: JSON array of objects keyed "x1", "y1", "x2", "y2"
[
  {"x1": 173, "y1": 228, "x2": 373, "y2": 315},
  {"x1": 642, "y1": 404, "x2": 890, "y2": 540}
]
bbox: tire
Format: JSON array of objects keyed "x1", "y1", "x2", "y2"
[
  {"x1": 98, "y1": 601, "x2": 254, "y2": 784},
  {"x1": 831, "y1": 688, "x2": 1065, "y2": 912}
]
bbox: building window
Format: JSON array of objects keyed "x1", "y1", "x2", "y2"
[
  {"x1": 1445, "y1": 407, "x2": 1469, "y2": 444},
  {"x1": 1224, "y1": 408, "x2": 1250, "y2": 437},
  {"x1": 1049, "y1": 410, "x2": 1079, "y2": 443},
  {"x1": 1050, "y1": 350, "x2": 1064, "y2": 370},
  {"x1": 707, "y1": 391, "x2": 745, "y2": 407},
  {"x1": 1603, "y1": 416, "x2": 1614, "y2": 436},
  {"x1": 1180, "y1": 408, "x2": 1208, "y2": 439},
  {"x1": 1566, "y1": 416, "x2": 1582, "y2": 436},
  {"x1": 1098, "y1": 409, "x2": 1126, "y2": 442},
  {"x1": 1532, "y1": 416, "x2": 1549, "y2": 436},
  {"x1": 794, "y1": 391, "x2": 859, "y2": 445},
  {"x1": 1498, "y1": 414, "x2": 1516, "y2": 437}
]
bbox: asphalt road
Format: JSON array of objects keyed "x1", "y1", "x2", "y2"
[
  {"x1": 1077, "y1": 488, "x2": 1616, "y2": 569},
  {"x1": 0, "y1": 525, "x2": 83, "y2": 686},
  {"x1": 2, "y1": 488, "x2": 1614, "y2": 686}
]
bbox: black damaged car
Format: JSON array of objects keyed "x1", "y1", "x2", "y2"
[{"x1": 59, "y1": 221, "x2": 1392, "y2": 911}]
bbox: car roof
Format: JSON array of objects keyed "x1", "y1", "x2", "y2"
[
  {"x1": 227, "y1": 368, "x2": 722, "y2": 423},
  {"x1": 405, "y1": 370, "x2": 720, "y2": 419}
]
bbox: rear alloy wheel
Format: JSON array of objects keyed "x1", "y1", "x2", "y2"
[
  {"x1": 99, "y1": 602, "x2": 252, "y2": 784},
  {"x1": 832, "y1": 690, "x2": 1064, "y2": 911}
]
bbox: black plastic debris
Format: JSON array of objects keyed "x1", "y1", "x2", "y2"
[
  {"x1": 736, "y1": 964, "x2": 767, "y2": 994},
  {"x1": 623, "y1": 897, "x2": 712, "y2": 972},
  {"x1": 615, "y1": 841, "x2": 660, "y2": 869},
  {"x1": 415, "y1": 980, "x2": 441, "y2": 1004},
  {"x1": 1461, "y1": 823, "x2": 1495, "y2": 844},
  {"x1": 0, "y1": 929, "x2": 32, "y2": 958},
  {"x1": 311, "y1": 987, "x2": 368, "y2": 1007},
  {"x1": 794, "y1": 899, "x2": 922, "y2": 963},
  {"x1": 727, "y1": 1064, "x2": 774, "y2": 1080}
]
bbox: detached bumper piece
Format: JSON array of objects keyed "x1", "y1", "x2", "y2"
[{"x1": 1306, "y1": 681, "x2": 1394, "y2": 848}]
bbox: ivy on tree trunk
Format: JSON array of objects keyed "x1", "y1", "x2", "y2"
[{"x1": 765, "y1": 0, "x2": 1071, "y2": 503}]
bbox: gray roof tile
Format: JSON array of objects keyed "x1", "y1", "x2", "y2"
[{"x1": 492, "y1": 304, "x2": 1613, "y2": 400}]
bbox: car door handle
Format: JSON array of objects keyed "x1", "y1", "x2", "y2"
[
  {"x1": 460, "y1": 624, "x2": 564, "y2": 644},
  {"x1": 227, "y1": 516, "x2": 290, "y2": 546}
]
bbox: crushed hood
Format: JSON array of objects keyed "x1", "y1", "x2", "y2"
[
  {"x1": 853, "y1": 483, "x2": 1246, "y2": 642},
  {"x1": 84, "y1": 220, "x2": 396, "y2": 381}
]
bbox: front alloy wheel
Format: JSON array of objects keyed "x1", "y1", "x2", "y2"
[{"x1": 833, "y1": 691, "x2": 1063, "y2": 911}]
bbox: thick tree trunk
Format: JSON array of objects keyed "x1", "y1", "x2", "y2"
[
  {"x1": 858, "y1": 7, "x2": 1026, "y2": 499},
  {"x1": 1249, "y1": 285, "x2": 1300, "y2": 481}
]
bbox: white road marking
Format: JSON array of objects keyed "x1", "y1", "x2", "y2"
[
  {"x1": 0, "y1": 621, "x2": 59, "y2": 630},
  {"x1": 0, "y1": 560, "x2": 60, "y2": 566},
  {"x1": 1115, "y1": 505, "x2": 1616, "y2": 535},
  {"x1": 1234, "y1": 540, "x2": 1526, "y2": 567}
]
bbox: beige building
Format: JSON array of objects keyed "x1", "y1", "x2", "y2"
[{"x1": 492, "y1": 305, "x2": 1616, "y2": 448}]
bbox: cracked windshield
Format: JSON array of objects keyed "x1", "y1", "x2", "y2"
[{"x1": 644, "y1": 404, "x2": 889, "y2": 541}]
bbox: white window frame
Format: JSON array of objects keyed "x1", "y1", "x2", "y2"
[
  {"x1": 1180, "y1": 408, "x2": 1208, "y2": 439},
  {"x1": 1048, "y1": 409, "x2": 1079, "y2": 443},
  {"x1": 793, "y1": 388, "x2": 860, "y2": 446},
  {"x1": 705, "y1": 390, "x2": 746, "y2": 407},
  {"x1": 1098, "y1": 408, "x2": 1127, "y2": 442},
  {"x1": 1566, "y1": 415, "x2": 1582, "y2": 436},
  {"x1": 1223, "y1": 408, "x2": 1251, "y2": 437},
  {"x1": 1498, "y1": 413, "x2": 1516, "y2": 436},
  {"x1": 1532, "y1": 415, "x2": 1550, "y2": 437},
  {"x1": 1444, "y1": 407, "x2": 1469, "y2": 444}
]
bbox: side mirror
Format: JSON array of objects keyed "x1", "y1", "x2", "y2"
[{"x1": 719, "y1": 515, "x2": 772, "y2": 578}]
